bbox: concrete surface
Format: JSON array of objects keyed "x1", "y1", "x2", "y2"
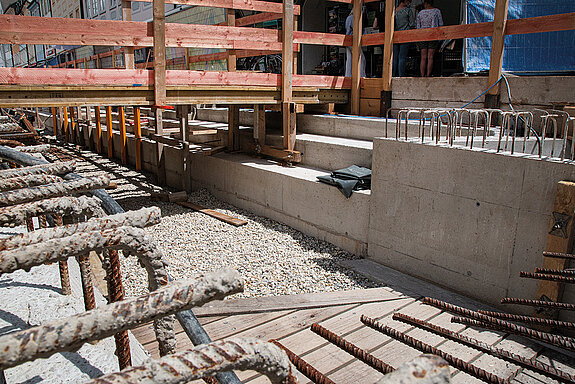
[{"x1": 368, "y1": 138, "x2": 575, "y2": 312}]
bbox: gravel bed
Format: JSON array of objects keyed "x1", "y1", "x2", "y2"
[{"x1": 52, "y1": 146, "x2": 379, "y2": 299}]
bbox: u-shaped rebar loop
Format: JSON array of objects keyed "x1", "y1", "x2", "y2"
[
  {"x1": 406, "y1": 109, "x2": 422, "y2": 141},
  {"x1": 85, "y1": 338, "x2": 296, "y2": 384},
  {"x1": 0, "y1": 161, "x2": 75, "y2": 180},
  {"x1": 396, "y1": 109, "x2": 408, "y2": 140},
  {"x1": 516, "y1": 111, "x2": 534, "y2": 153},
  {"x1": 385, "y1": 108, "x2": 403, "y2": 140},
  {"x1": 0, "y1": 195, "x2": 104, "y2": 227},
  {"x1": 0, "y1": 225, "x2": 177, "y2": 355},
  {"x1": 0, "y1": 271, "x2": 244, "y2": 372}
]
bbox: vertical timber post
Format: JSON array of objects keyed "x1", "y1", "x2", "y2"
[
  {"x1": 153, "y1": 0, "x2": 167, "y2": 185},
  {"x1": 485, "y1": 0, "x2": 509, "y2": 109},
  {"x1": 177, "y1": 105, "x2": 191, "y2": 192},
  {"x1": 227, "y1": 8, "x2": 240, "y2": 151},
  {"x1": 350, "y1": 0, "x2": 362, "y2": 115},
  {"x1": 63, "y1": 107, "x2": 69, "y2": 143},
  {"x1": 95, "y1": 106, "x2": 102, "y2": 154},
  {"x1": 119, "y1": 106, "x2": 127, "y2": 165},
  {"x1": 106, "y1": 106, "x2": 114, "y2": 159},
  {"x1": 122, "y1": 0, "x2": 135, "y2": 70},
  {"x1": 282, "y1": 0, "x2": 295, "y2": 151},
  {"x1": 380, "y1": 0, "x2": 394, "y2": 116},
  {"x1": 254, "y1": 104, "x2": 266, "y2": 145},
  {"x1": 51, "y1": 107, "x2": 58, "y2": 137},
  {"x1": 134, "y1": 107, "x2": 142, "y2": 171}
]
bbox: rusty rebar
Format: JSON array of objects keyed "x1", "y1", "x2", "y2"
[
  {"x1": 270, "y1": 340, "x2": 335, "y2": 384},
  {"x1": 25, "y1": 216, "x2": 34, "y2": 231},
  {"x1": 451, "y1": 316, "x2": 575, "y2": 352},
  {"x1": 543, "y1": 251, "x2": 575, "y2": 260},
  {"x1": 77, "y1": 254, "x2": 96, "y2": 311},
  {"x1": 0, "y1": 195, "x2": 104, "y2": 227},
  {"x1": 0, "y1": 225, "x2": 175, "y2": 354},
  {"x1": 0, "y1": 161, "x2": 75, "y2": 180},
  {"x1": 392, "y1": 313, "x2": 575, "y2": 384},
  {"x1": 501, "y1": 298, "x2": 575, "y2": 311},
  {"x1": 0, "y1": 270, "x2": 243, "y2": 371},
  {"x1": 477, "y1": 310, "x2": 575, "y2": 329},
  {"x1": 520, "y1": 271, "x2": 575, "y2": 284},
  {"x1": 13, "y1": 144, "x2": 50, "y2": 153},
  {"x1": 0, "y1": 139, "x2": 24, "y2": 147},
  {"x1": 310, "y1": 323, "x2": 394, "y2": 374},
  {"x1": 535, "y1": 267, "x2": 575, "y2": 276},
  {"x1": 0, "y1": 175, "x2": 110, "y2": 207},
  {"x1": 85, "y1": 338, "x2": 295, "y2": 384},
  {"x1": 53, "y1": 214, "x2": 72, "y2": 295},
  {"x1": 0, "y1": 174, "x2": 63, "y2": 192},
  {"x1": 0, "y1": 207, "x2": 159, "y2": 251},
  {"x1": 360, "y1": 315, "x2": 508, "y2": 384}
]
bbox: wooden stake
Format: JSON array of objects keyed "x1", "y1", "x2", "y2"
[
  {"x1": 487, "y1": 0, "x2": 509, "y2": 97},
  {"x1": 153, "y1": 0, "x2": 166, "y2": 185},
  {"x1": 63, "y1": 107, "x2": 69, "y2": 143},
  {"x1": 51, "y1": 107, "x2": 57, "y2": 136},
  {"x1": 119, "y1": 106, "x2": 127, "y2": 164},
  {"x1": 95, "y1": 106, "x2": 102, "y2": 153},
  {"x1": 134, "y1": 106, "x2": 142, "y2": 171},
  {"x1": 254, "y1": 104, "x2": 266, "y2": 145},
  {"x1": 282, "y1": 0, "x2": 295, "y2": 151},
  {"x1": 350, "y1": 0, "x2": 363, "y2": 115},
  {"x1": 537, "y1": 181, "x2": 575, "y2": 311},
  {"x1": 106, "y1": 106, "x2": 114, "y2": 159},
  {"x1": 70, "y1": 107, "x2": 76, "y2": 144}
]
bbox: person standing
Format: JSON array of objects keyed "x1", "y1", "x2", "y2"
[
  {"x1": 345, "y1": 9, "x2": 366, "y2": 78},
  {"x1": 392, "y1": 0, "x2": 415, "y2": 77},
  {"x1": 416, "y1": 0, "x2": 443, "y2": 77}
]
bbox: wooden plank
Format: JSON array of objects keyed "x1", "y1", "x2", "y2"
[
  {"x1": 134, "y1": 106, "x2": 142, "y2": 170},
  {"x1": 193, "y1": 287, "x2": 405, "y2": 316},
  {"x1": 136, "y1": 0, "x2": 300, "y2": 15},
  {"x1": 153, "y1": 0, "x2": 167, "y2": 186},
  {"x1": 282, "y1": 0, "x2": 294, "y2": 151},
  {"x1": 487, "y1": 0, "x2": 509, "y2": 97},
  {"x1": 227, "y1": 105, "x2": 240, "y2": 151},
  {"x1": 122, "y1": 0, "x2": 135, "y2": 70},
  {"x1": 293, "y1": 31, "x2": 351, "y2": 46},
  {"x1": 536, "y1": 181, "x2": 575, "y2": 306},
  {"x1": 226, "y1": 8, "x2": 237, "y2": 72},
  {"x1": 359, "y1": 98, "x2": 380, "y2": 117},
  {"x1": 177, "y1": 201, "x2": 247, "y2": 226},
  {"x1": 105, "y1": 106, "x2": 114, "y2": 159},
  {"x1": 95, "y1": 106, "x2": 102, "y2": 154},
  {"x1": 381, "y1": 0, "x2": 394, "y2": 93},
  {"x1": 350, "y1": 0, "x2": 362, "y2": 115},
  {"x1": 235, "y1": 12, "x2": 281, "y2": 27},
  {"x1": 119, "y1": 106, "x2": 128, "y2": 164}
]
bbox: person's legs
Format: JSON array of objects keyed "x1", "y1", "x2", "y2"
[
  {"x1": 426, "y1": 48, "x2": 436, "y2": 77},
  {"x1": 345, "y1": 47, "x2": 352, "y2": 77},
  {"x1": 392, "y1": 44, "x2": 400, "y2": 77},
  {"x1": 420, "y1": 48, "x2": 428, "y2": 77},
  {"x1": 398, "y1": 43, "x2": 409, "y2": 77}
]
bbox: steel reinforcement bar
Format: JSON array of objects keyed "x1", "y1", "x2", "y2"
[
  {"x1": 501, "y1": 298, "x2": 575, "y2": 311},
  {"x1": 0, "y1": 270, "x2": 243, "y2": 371},
  {"x1": 85, "y1": 338, "x2": 296, "y2": 384},
  {"x1": 0, "y1": 161, "x2": 75, "y2": 179},
  {"x1": 13, "y1": 144, "x2": 51, "y2": 153},
  {"x1": 0, "y1": 207, "x2": 160, "y2": 251},
  {"x1": 519, "y1": 271, "x2": 575, "y2": 284},
  {"x1": 392, "y1": 313, "x2": 575, "y2": 383},
  {"x1": 0, "y1": 175, "x2": 110, "y2": 206},
  {"x1": 0, "y1": 195, "x2": 104, "y2": 227},
  {"x1": 534, "y1": 268, "x2": 575, "y2": 276},
  {"x1": 270, "y1": 340, "x2": 335, "y2": 384},
  {"x1": 476, "y1": 310, "x2": 575, "y2": 329},
  {"x1": 0, "y1": 174, "x2": 62, "y2": 192},
  {"x1": 360, "y1": 315, "x2": 509, "y2": 384}
]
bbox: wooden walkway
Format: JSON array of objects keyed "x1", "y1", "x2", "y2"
[{"x1": 132, "y1": 262, "x2": 575, "y2": 383}]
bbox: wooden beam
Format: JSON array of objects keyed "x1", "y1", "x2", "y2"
[
  {"x1": 282, "y1": 0, "x2": 295, "y2": 151},
  {"x1": 136, "y1": 0, "x2": 300, "y2": 15},
  {"x1": 177, "y1": 201, "x2": 247, "y2": 226},
  {"x1": 350, "y1": 0, "x2": 362, "y2": 115},
  {"x1": 153, "y1": 0, "x2": 167, "y2": 186},
  {"x1": 95, "y1": 106, "x2": 102, "y2": 153},
  {"x1": 106, "y1": 106, "x2": 114, "y2": 159},
  {"x1": 537, "y1": 182, "x2": 575, "y2": 315},
  {"x1": 254, "y1": 104, "x2": 266, "y2": 145},
  {"x1": 134, "y1": 106, "x2": 142, "y2": 171},
  {"x1": 51, "y1": 107, "x2": 57, "y2": 136},
  {"x1": 381, "y1": 0, "x2": 394, "y2": 92},
  {"x1": 227, "y1": 105, "x2": 240, "y2": 151},
  {"x1": 487, "y1": 0, "x2": 509, "y2": 97},
  {"x1": 122, "y1": 0, "x2": 135, "y2": 69},
  {"x1": 119, "y1": 106, "x2": 128, "y2": 164},
  {"x1": 226, "y1": 9, "x2": 237, "y2": 71}
]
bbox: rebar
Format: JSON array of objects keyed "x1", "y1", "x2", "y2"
[
  {"x1": 360, "y1": 315, "x2": 508, "y2": 384},
  {"x1": 53, "y1": 214, "x2": 72, "y2": 295},
  {"x1": 0, "y1": 207, "x2": 159, "y2": 251},
  {"x1": 0, "y1": 174, "x2": 62, "y2": 192},
  {"x1": 375, "y1": 355, "x2": 450, "y2": 384},
  {"x1": 520, "y1": 271, "x2": 575, "y2": 284},
  {"x1": 451, "y1": 317, "x2": 575, "y2": 352},
  {"x1": 0, "y1": 195, "x2": 104, "y2": 227},
  {"x1": 0, "y1": 175, "x2": 110, "y2": 207},
  {"x1": 0, "y1": 139, "x2": 24, "y2": 147},
  {"x1": 535, "y1": 267, "x2": 575, "y2": 276},
  {"x1": 543, "y1": 251, "x2": 575, "y2": 259},
  {"x1": 310, "y1": 323, "x2": 394, "y2": 374},
  {"x1": 0, "y1": 270, "x2": 243, "y2": 371},
  {"x1": 270, "y1": 340, "x2": 335, "y2": 384},
  {"x1": 501, "y1": 298, "x2": 575, "y2": 311},
  {"x1": 85, "y1": 338, "x2": 295, "y2": 384},
  {"x1": 477, "y1": 310, "x2": 575, "y2": 329},
  {"x1": 392, "y1": 313, "x2": 575, "y2": 383},
  {"x1": 77, "y1": 253, "x2": 96, "y2": 311},
  {"x1": 0, "y1": 161, "x2": 75, "y2": 180},
  {"x1": 12, "y1": 144, "x2": 51, "y2": 153}
]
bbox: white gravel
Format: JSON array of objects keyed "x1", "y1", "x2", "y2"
[{"x1": 49, "y1": 146, "x2": 378, "y2": 299}]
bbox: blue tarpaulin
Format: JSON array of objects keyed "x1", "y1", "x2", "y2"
[{"x1": 465, "y1": 0, "x2": 575, "y2": 74}]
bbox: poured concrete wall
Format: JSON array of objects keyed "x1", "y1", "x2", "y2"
[{"x1": 368, "y1": 138, "x2": 575, "y2": 311}]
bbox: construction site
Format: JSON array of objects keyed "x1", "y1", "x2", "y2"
[{"x1": 0, "y1": 0, "x2": 574, "y2": 382}]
